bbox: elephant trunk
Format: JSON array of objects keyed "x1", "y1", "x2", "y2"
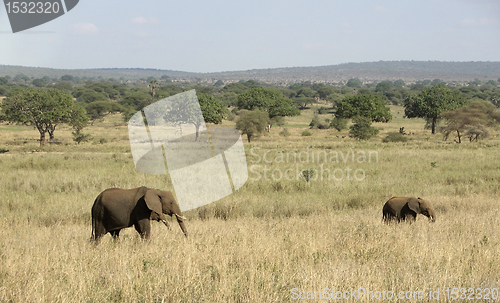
[
  {"x1": 428, "y1": 210, "x2": 436, "y2": 222},
  {"x1": 175, "y1": 213, "x2": 188, "y2": 237}
]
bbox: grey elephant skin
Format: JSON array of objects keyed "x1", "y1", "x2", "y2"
[
  {"x1": 91, "y1": 186, "x2": 188, "y2": 242},
  {"x1": 382, "y1": 197, "x2": 436, "y2": 223}
]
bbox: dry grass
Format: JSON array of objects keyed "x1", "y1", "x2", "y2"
[{"x1": 1, "y1": 106, "x2": 500, "y2": 302}]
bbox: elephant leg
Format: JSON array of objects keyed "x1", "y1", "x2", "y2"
[
  {"x1": 134, "y1": 219, "x2": 151, "y2": 239},
  {"x1": 402, "y1": 213, "x2": 416, "y2": 222},
  {"x1": 91, "y1": 219, "x2": 107, "y2": 242},
  {"x1": 109, "y1": 229, "x2": 121, "y2": 239}
]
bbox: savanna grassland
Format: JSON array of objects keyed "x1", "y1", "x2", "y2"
[{"x1": 1, "y1": 105, "x2": 500, "y2": 302}]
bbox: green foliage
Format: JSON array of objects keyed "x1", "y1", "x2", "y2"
[
  {"x1": 375, "y1": 81, "x2": 392, "y2": 92},
  {"x1": 317, "y1": 106, "x2": 329, "y2": 114},
  {"x1": 301, "y1": 130, "x2": 312, "y2": 136},
  {"x1": 270, "y1": 115, "x2": 285, "y2": 126},
  {"x1": 441, "y1": 100, "x2": 500, "y2": 143},
  {"x1": 236, "y1": 87, "x2": 300, "y2": 118},
  {"x1": 60, "y1": 75, "x2": 74, "y2": 81},
  {"x1": 309, "y1": 113, "x2": 330, "y2": 129},
  {"x1": 51, "y1": 81, "x2": 73, "y2": 91},
  {"x1": 86, "y1": 101, "x2": 124, "y2": 124},
  {"x1": 198, "y1": 93, "x2": 229, "y2": 124},
  {"x1": 119, "y1": 91, "x2": 151, "y2": 110},
  {"x1": 279, "y1": 128, "x2": 290, "y2": 137},
  {"x1": 330, "y1": 117, "x2": 348, "y2": 131},
  {"x1": 335, "y1": 94, "x2": 392, "y2": 122},
  {"x1": 404, "y1": 84, "x2": 467, "y2": 134},
  {"x1": 382, "y1": 132, "x2": 408, "y2": 143},
  {"x1": 72, "y1": 132, "x2": 92, "y2": 144},
  {"x1": 32, "y1": 78, "x2": 46, "y2": 87},
  {"x1": 235, "y1": 110, "x2": 269, "y2": 142},
  {"x1": 349, "y1": 116, "x2": 379, "y2": 140},
  {"x1": 1, "y1": 88, "x2": 76, "y2": 146},
  {"x1": 346, "y1": 78, "x2": 362, "y2": 88}
]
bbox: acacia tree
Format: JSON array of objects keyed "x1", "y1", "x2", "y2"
[
  {"x1": 335, "y1": 94, "x2": 392, "y2": 122},
  {"x1": 237, "y1": 87, "x2": 300, "y2": 119},
  {"x1": 441, "y1": 100, "x2": 500, "y2": 143},
  {"x1": 235, "y1": 110, "x2": 269, "y2": 142},
  {"x1": 1, "y1": 88, "x2": 81, "y2": 146},
  {"x1": 404, "y1": 84, "x2": 467, "y2": 134},
  {"x1": 335, "y1": 94, "x2": 392, "y2": 140}
]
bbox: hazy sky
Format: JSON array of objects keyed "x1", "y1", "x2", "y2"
[{"x1": 1, "y1": 0, "x2": 499, "y2": 73}]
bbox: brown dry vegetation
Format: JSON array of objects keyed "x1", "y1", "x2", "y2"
[{"x1": 1, "y1": 105, "x2": 499, "y2": 302}]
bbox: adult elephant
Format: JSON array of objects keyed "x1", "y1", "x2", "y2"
[
  {"x1": 91, "y1": 186, "x2": 188, "y2": 242},
  {"x1": 382, "y1": 197, "x2": 436, "y2": 223}
]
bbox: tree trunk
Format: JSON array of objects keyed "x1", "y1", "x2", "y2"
[
  {"x1": 39, "y1": 132, "x2": 46, "y2": 146},
  {"x1": 431, "y1": 117, "x2": 437, "y2": 134},
  {"x1": 456, "y1": 130, "x2": 461, "y2": 143}
]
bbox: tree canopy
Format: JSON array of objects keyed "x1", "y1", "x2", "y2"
[
  {"x1": 335, "y1": 94, "x2": 392, "y2": 122},
  {"x1": 198, "y1": 93, "x2": 228, "y2": 125},
  {"x1": 236, "y1": 87, "x2": 300, "y2": 118},
  {"x1": 441, "y1": 100, "x2": 500, "y2": 143},
  {"x1": 404, "y1": 84, "x2": 467, "y2": 134},
  {"x1": 1, "y1": 88, "x2": 85, "y2": 146},
  {"x1": 235, "y1": 110, "x2": 269, "y2": 142}
]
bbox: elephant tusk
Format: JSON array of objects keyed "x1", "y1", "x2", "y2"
[{"x1": 174, "y1": 213, "x2": 186, "y2": 220}]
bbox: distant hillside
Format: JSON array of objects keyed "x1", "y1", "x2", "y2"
[{"x1": 1, "y1": 61, "x2": 499, "y2": 84}]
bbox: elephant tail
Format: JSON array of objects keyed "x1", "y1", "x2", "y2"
[{"x1": 91, "y1": 193, "x2": 104, "y2": 242}]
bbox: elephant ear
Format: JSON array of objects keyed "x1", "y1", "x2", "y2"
[
  {"x1": 144, "y1": 189, "x2": 164, "y2": 216},
  {"x1": 407, "y1": 197, "x2": 421, "y2": 214}
]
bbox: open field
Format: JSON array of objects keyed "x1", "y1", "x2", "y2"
[{"x1": 1, "y1": 106, "x2": 500, "y2": 302}]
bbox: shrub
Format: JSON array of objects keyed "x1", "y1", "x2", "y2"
[
  {"x1": 279, "y1": 128, "x2": 291, "y2": 137},
  {"x1": 301, "y1": 130, "x2": 312, "y2": 136},
  {"x1": 271, "y1": 115, "x2": 285, "y2": 126},
  {"x1": 349, "y1": 116, "x2": 379, "y2": 140},
  {"x1": 330, "y1": 117, "x2": 348, "y2": 131},
  {"x1": 310, "y1": 114, "x2": 330, "y2": 129},
  {"x1": 382, "y1": 132, "x2": 408, "y2": 143},
  {"x1": 317, "y1": 106, "x2": 329, "y2": 114}
]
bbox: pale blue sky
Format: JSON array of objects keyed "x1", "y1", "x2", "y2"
[{"x1": 1, "y1": 0, "x2": 499, "y2": 73}]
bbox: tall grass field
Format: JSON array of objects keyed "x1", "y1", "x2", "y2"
[{"x1": 0, "y1": 106, "x2": 499, "y2": 302}]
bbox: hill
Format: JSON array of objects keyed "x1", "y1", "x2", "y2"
[{"x1": 1, "y1": 61, "x2": 499, "y2": 84}]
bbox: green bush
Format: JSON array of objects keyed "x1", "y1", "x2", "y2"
[
  {"x1": 349, "y1": 116, "x2": 379, "y2": 140},
  {"x1": 382, "y1": 132, "x2": 408, "y2": 143},
  {"x1": 301, "y1": 130, "x2": 312, "y2": 136},
  {"x1": 309, "y1": 114, "x2": 330, "y2": 129},
  {"x1": 317, "y1": 106, "x2": 329, "y2": 114},
  {"x1": 330, "y1": 117, "x2": 348, "y2": 131}
]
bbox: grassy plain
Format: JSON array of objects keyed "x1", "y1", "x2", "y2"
[{"x1": 1, "y1": 105, "x2": 500, "y2": 302}]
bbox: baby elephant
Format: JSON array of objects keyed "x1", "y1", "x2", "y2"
[{"x1": 383, "y1": 197, "x2": 436, "y2": 223}]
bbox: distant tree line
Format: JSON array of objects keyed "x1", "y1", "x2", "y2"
[{"x1": 1, "y1": 73, "x2": 500, "y2": 144}]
